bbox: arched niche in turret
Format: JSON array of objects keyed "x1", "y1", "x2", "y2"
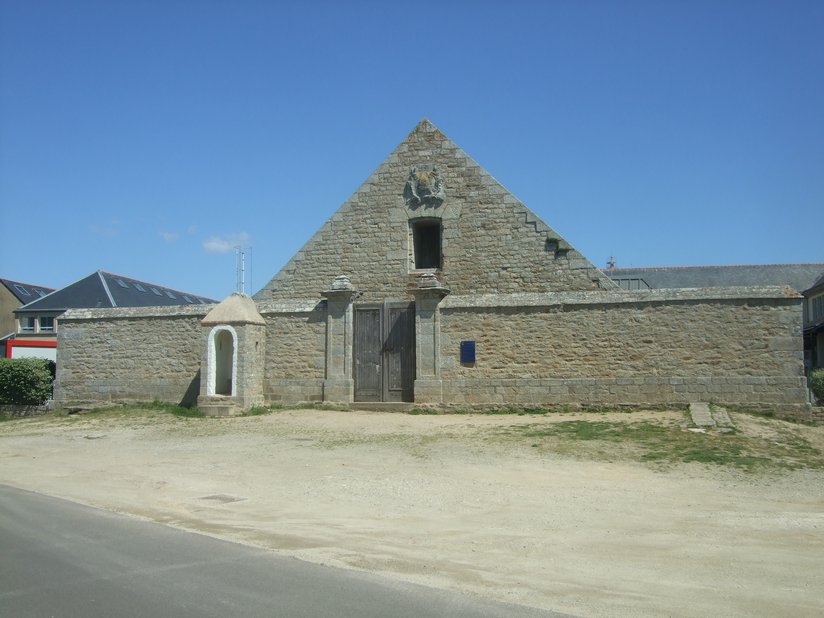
[{"x1": 198, "y1": 292, "x2": 266, "y2": 416}]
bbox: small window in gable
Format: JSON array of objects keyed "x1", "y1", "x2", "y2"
[
  {"x1": 134, "y1": 283, "x2": 146, "y2": 292},
  {"x1": 116, "y1": 278, "x2": 129, "y2": 288},
  {"x1": 14, "y1": 284, "x2": 31, "y2": 297},
  {"x1": 183, "y1": 295, "x2": 193, "y2": 303},
  {"x1": 34, "y1": 289, "x2": 46, "y2": 297},
  {"x1": 165, "y1": 290, "x2": 176, "y2": 299},
  {"x1": 412, "y1": 220, "x2": 442, "y2": 270},
  {"x1": 151, "y1": 287, "x2": 162, "y2": 296}
]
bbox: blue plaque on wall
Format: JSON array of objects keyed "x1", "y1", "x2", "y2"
[{"x1": 460, "y1": 340, "x2": 476, "y2": 364}]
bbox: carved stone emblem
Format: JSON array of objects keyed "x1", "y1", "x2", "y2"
[{"x1": 404, "y1": 165, "x2": 445, "y2": 208}]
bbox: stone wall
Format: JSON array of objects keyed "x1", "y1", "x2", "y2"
[
  {"x1": 438, "y1": 287, "x2": 807, "y2": 407},
  {"x1": 55, "y1": 302, "x2": 330, "y2": 409},
  {"x1": 0, "y1": 404, "x2": 51, "y2": 418},
  {"x1": 55, "y1": 306, "x2": 207, "y2": 406},
  {"x1": 258, "y1": 301, "x2": 327, "y2": 403},
  {"x1": 255, "y1": 120, "x2": 613, "y2": 305},
  {"x1": 53, "y1": 286, "x2": 810, "y2": 415}
]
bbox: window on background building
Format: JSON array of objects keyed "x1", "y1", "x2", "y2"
[
  {"x1": 14, "y1": 284, "x2": 30, "y2": 297},
  {"x1": 412, "y1": 220, "x2": 442, "y2": 270},
  {"x1": 813, "y1": 295, "x2": 824, "y2": 322}
]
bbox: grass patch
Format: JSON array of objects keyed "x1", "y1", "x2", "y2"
[
  {"x1": 409, "y1": 407, "x2": 574, "y2": 416},
  {"x1": 505, "y1": 419, "x2": 824, "y2": 472},
  {"x1": 79, "y1": 401, "x2": 205, "y2": 419}
]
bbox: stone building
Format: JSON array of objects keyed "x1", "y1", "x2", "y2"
[{"x1": 54, "y1": 120, "x2": 811, "y2": 417}]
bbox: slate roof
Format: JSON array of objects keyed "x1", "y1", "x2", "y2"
[
  {"x1": 607, "y1": 264, "x2": 824, "y2": 293},
  {"x1": 1, "y1": 279, "x2": 56, "y2": 303},
  {"x1": 14, "y1": 271, "x2": 216, "y2": 314},
  {"x1": 804, "y1": 271, "x2": 824, "y2": 295}
]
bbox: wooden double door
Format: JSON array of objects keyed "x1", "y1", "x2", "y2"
[{"x1": 354, "y1": 302, "x2": 415, "y2": 402}]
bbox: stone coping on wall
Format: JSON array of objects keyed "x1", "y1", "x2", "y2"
[
  {"x1": 256, "y1": 300, "x2": 325, "y2": 315},
  {"x1": 60, "y1": 304, "x2": 215, "y2": 321},
  {"x1": 440, "y1": 286, "x2": 800, "y2": 310},
  {"x1": 59, "y1": 299, "x2": 326, "y2": 322}
]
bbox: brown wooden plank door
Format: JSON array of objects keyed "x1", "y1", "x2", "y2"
[
  {"x1": 354, "y1": 302, "x2": 415, "y2": 402},
  {"x1": 385, "y1": 303, "x2": 415, "y2": 402},
  {"x1": 354, "y1": 306, "x2": 382, "y2": 401}
]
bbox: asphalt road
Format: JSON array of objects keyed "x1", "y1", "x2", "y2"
[{"x1": 0, "y1": 485, "x2": 566, "y2": 617}]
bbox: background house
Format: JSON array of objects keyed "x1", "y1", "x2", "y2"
[
  {"x1": 1, "y1": 279, "x2": 56, "y2": 358},
  {"x1": 803, "y1": 272, "x2": 824, "y2": 371},
  {"x1": 8, "y1": 270, "x2": 215, "y2": 361},
  {"x1": 606, "y1": 264, "x2": 824, "y2": 293}
]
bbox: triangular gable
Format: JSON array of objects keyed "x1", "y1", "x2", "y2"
[{"x1": 256, "y1": 119, "x2": 614, "y2": 303}]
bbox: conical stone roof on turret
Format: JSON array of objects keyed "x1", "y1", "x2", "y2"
[
  {"x1": 202, "y1": 292, "x2": 265, "y2": 326},
  {"x1": 255, "y1": 119, "x2": 614, "y2": 303}
]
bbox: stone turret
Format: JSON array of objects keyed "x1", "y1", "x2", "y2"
[{"x1": 198, "y1": 292, "x2": 266, "y2": 416}]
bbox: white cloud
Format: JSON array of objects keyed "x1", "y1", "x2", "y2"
[
  {"x1": 202, "y1": 232, "x2": 251, "y2": 253},
  {"x1": 160, "y1": 231, "x2": 180, "y2": 242}
]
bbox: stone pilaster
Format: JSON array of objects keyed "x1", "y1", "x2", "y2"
[
  {"x1": 321, "y1": 276, "x2": 359, "y2": 402},
  {"x1": 411, "y1": 273, "x2": 450, "y2": 403}
]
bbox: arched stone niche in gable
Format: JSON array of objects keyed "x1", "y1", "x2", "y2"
[{"x1": 198, "y1": 292, "x2": 266, "y2": 416}]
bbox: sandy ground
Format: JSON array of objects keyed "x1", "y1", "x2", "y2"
[{"x1": 1, "y1": 408, "x2": 823, "y2": 617}]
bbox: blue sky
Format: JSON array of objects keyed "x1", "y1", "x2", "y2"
[{"x1": 1, "y1": 0, "x2": 822, "y2": 300}]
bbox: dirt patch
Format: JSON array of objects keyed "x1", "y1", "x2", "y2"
[{"x1": 1, "y1": 407, "x2": 823, "y2": 617}]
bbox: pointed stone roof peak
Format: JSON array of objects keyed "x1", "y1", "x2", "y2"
[{"x1": 408, "y1": 117, "x2": 447, "y2": 141}]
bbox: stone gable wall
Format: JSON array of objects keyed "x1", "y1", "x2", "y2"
[{"x1": 256, "y1": 122, "x2": 613, "y2": 304}]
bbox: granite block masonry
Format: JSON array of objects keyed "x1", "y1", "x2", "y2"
[{"x1": 53, "y1": 120, "x2": 813, "y2": 419}]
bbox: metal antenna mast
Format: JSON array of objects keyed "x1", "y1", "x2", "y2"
[{"x1": 235, "y1": 246, "x2": 246, "y2": 294}]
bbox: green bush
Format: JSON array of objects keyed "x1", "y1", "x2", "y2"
[
  {"x1": 810, "y1": 368, "x2": 824, "y2": 403},
  {"x1": 0, "y1": 358, "x2": 54, "y2": 405}
]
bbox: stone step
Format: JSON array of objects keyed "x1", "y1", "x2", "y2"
[
  {"x1": 348, "y1": 402, "x2": 417, "y2": 413},
  {"x1": 689, "y1": 402, "x2": 715, "y2": 427},
  {"x1": 199, "y1": 397, "x2": 242, "y2": 417},
  {"x1": 711, "y1": 406, "x2": 733, "y2": 429}
]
